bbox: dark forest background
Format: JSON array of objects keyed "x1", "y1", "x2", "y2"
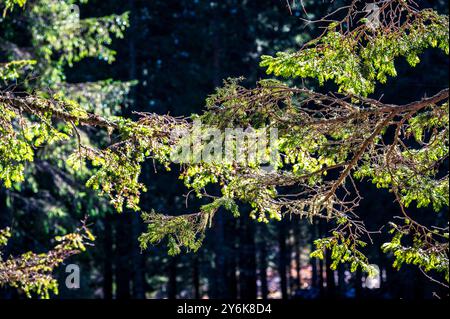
[{"x1": 0, "y1": 0, "x2": 448, "y2": 299}]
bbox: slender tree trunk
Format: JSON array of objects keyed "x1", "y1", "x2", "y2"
[
  {"x1": 278, "y1": 220, "x2": 288, "y2": 299},
  {"x1": 310, "y1": 223, "x2": 318, "y2": 290},
  {"x1": 257, "y1": 223, "x2": 269, "y2": 299},
  {"x1": 168, "y1": 256, "x2": 178, "y2": 299},
  {"x1": 324, "y1": 221, "x2": 337, "y2": 298},
  {"x1": 286, "y1": 224, "x2": 297, "y2": 295},
  {"x1": 325, "y1": 249, "x2": 336, "y2": 298},
  {"x1": 115, "y1": 214, "x2": 131, "y2": 299},
  {"x1": 238, "y1": 211, "x2": 257, "y2": 299},
  {"x1": 293, "y1": 223, "x2": 302, "y2": 291},
  {"x1": 209, "y1": 5, "x2": 228, "y2": 299},
  {"x1": 127, "y1": 0, "x2": 146, "y2": 299},
  {"x1": 226, "y1": 218, "x2": 238, "y2": 299},
  {"x1": 318, "y1": 222, "x2": 325, "y2": 298},
  {"x1": 319, "y1": 258, "x2": 325, "y2": 297},
  {"x1": 103, "y1": 214, "x2": 114, "y2": 299},
  {"x1": 131, "y1": 213, "x2": 145, "y2": 298},
  {"x1": 193, "y1": 254, "x2": 200, "y2": 299},
  {"x1": 337, "y1": 264, "x2": 346, "y2": 298},
  {"x1": 309, "y1": 222, "x2": 320, "y2": 289},
  {"x1": 211, "y1": 212, "x2": 226, "y2": 298},
  {"x1": 355, "y1": 269, "x2": 363, "y2": 299},
  {"x1": 311, "y1": 258, "x2": 318, "y2": 289}
]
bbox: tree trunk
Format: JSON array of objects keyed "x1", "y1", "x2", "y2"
[
  {"x1": 193, "y1": 254, "x2": 200, "y2": 299},
  {"x1": 318, "y1": 222, "x2": 325, "y2": 297},
  {"x1": 257, "y1": 223, "x2": 269, "y2": 299},
  {"x1": 209, "y1": 5, "x2": 228, "y2": 299},
  {"x1": 310, "y1": 222, "x2": 319, "y2": 291},
  {"x1": 115, "y1": 214, "x2": 131, "y2": 299},
  {"x1": 131, "y1": 213, "x2": 145, "y2": 298},
  {"x1": 238, "y1": 212, "x2": 257, "y2": 299},
  {"x1": 311, "y1": 257, "x2": 318, "y2": 289},
  {"x1": 211, "y1": 212, "x2": 226, "y2": 298},
  {"x1": 355, "y1": 269, "x2": 363, "y2": 299},
  {"x1": 226, "y1": 217, "x2": 238, "y2": 299},
  {"x1": 337, "y1": 264, "x2": 346, "y2": 298},
  {"x1": 325, "y1": 249, "x2": 336, "y2": 298},
  {"x1": 278, "y1": 220, "x2": 288, "y2": 299},
  {"x1": 103, "y1": 214, "x2": 114, "y2": 299},
  {"x1": 127, "y1": 0, "x2": 146, "y2": 299},
  {"x1": 293, "y1": 223, "x2": 302, "y2": 291},
  {"x1": 168, "y1": 256, "x2": 178, "y2": 299},
  {"x1": 324, "y1": 221, "x2": 337, "y2": 298}
]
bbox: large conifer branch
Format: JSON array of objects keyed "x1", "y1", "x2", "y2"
[{"x1": 0, "y1": 94, "x2": 119, "y2": 129}]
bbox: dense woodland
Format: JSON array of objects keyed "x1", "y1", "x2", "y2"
[{"x1": 0, "y1": 0, "x2": 449, "y2": 300}]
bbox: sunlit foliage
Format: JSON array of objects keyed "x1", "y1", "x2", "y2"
[{"x1": 0, "y1": 0, "x2": 448, "y2": 295}]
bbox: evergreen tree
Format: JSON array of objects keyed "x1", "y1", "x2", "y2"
[
  {"x1": 1, "y1": 0, "x2": 448, "y2": 299},
  {"x1": 1, "y1": 0, "x2": 130, "y2": 298}
]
